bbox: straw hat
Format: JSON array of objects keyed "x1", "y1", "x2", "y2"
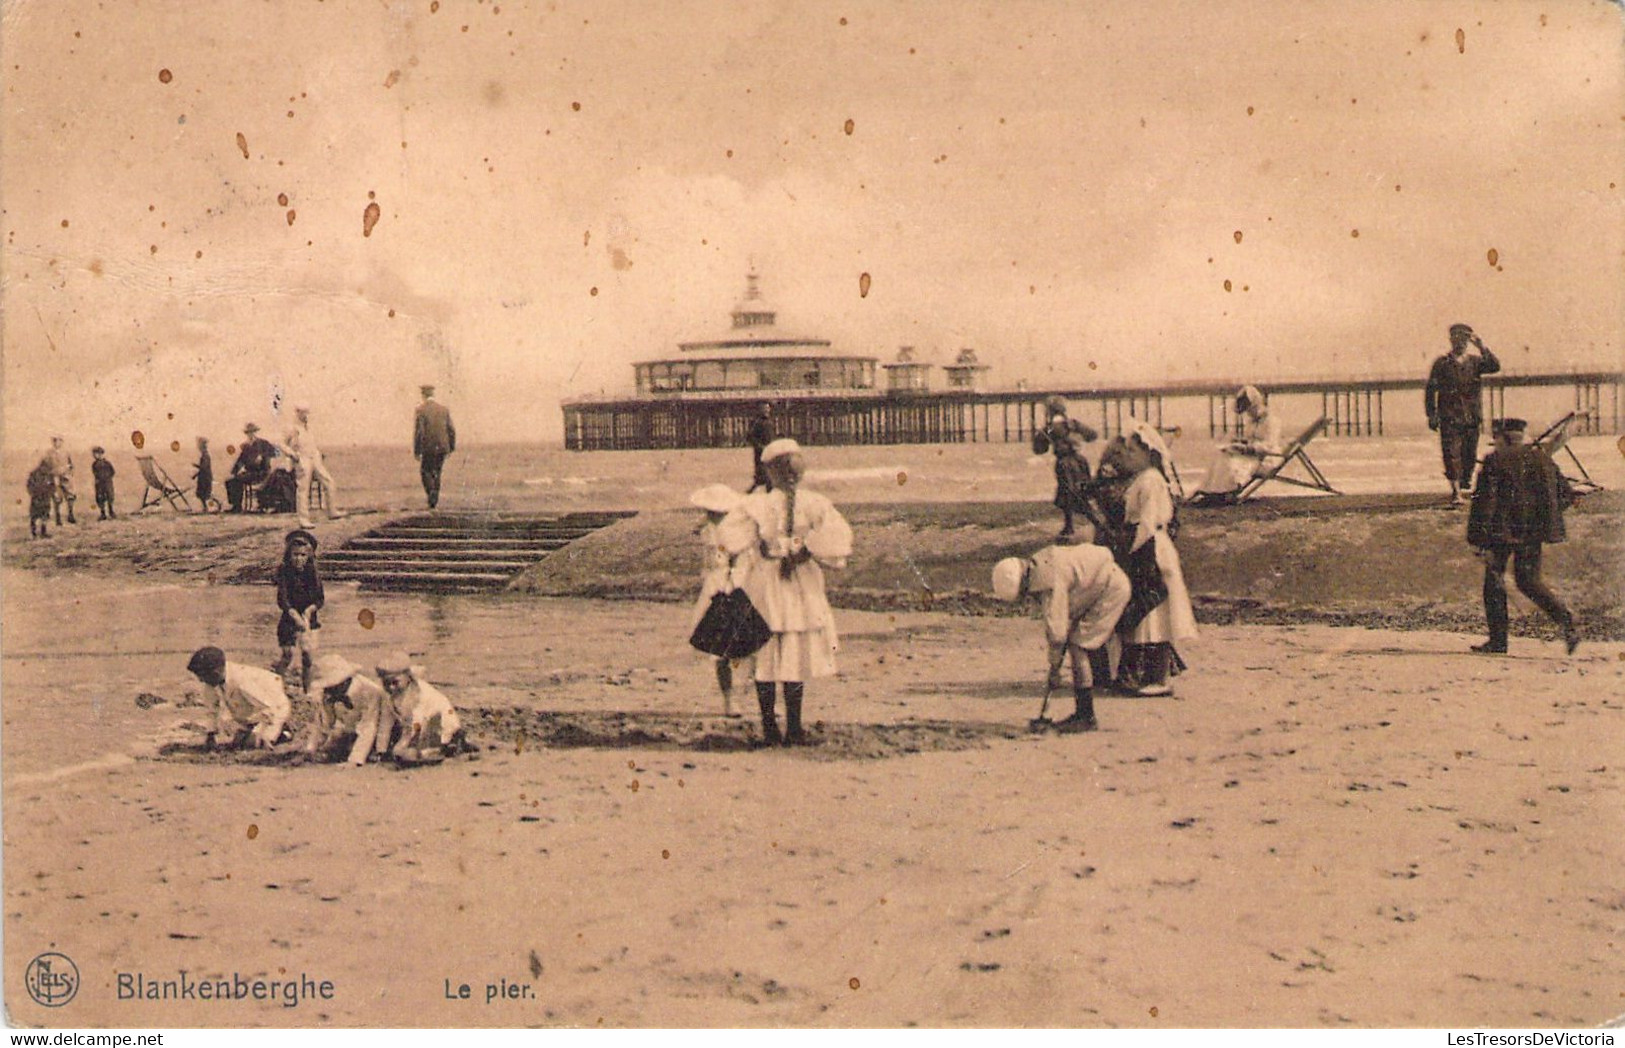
[
  {"x1": 307, "y1": 654, "x2": 360, "y2": 694},
  {"x1": 375, "y1": 651, "x2": 413, "y2": 677},
  {"x1": 689, "y1": 484, "x2": 743, "y2": 514},
  {"x1": 761, "y1": 438, "x2": 802, "y2": 463}
]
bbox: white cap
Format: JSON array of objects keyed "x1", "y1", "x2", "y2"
[
  {"x1": 1027, "y1": 547, "x2": 1058, "y2": 594},
  {"x1": 689, "y1": 483, "x2": 742, "y2": 514},
  {"x1": 991, "y1": 557, "x2": 1027, "y2": 602},
  {"x1": 761, "y1": 438, "x2": 802, "y2": 463}
]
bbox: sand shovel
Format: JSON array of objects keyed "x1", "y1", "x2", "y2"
[{"x1": 1029, "y1": 682, "x2": 1056, "y2": 733}]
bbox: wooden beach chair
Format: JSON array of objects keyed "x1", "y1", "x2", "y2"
[
  {"x1": 1533, "y1": 411, "x2": 1602, "y2": 498},
  {"x1": 1235, "y1": 416, "x2": 1339, "y2": 502},
  {"x1": 136, "y1": 455, "x2": 193, "y2": 513}
]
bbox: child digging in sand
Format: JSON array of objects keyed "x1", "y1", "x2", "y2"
[
  {"x1": 185, "y1": 646, "x2": 292, "y2": 750},
  {"x1": 302, "y1": 653, "x2": 394, "y2": 766},
  {"x1": 375, "y1": 652, "x2": 465, "y2": 763},
  {"x1": 689, "y1": 483, "x2": 753, "y2": 717}
]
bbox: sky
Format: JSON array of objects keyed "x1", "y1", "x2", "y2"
[{"x1": 2, "y1": 0, "x2": 1622, "y2": 449}]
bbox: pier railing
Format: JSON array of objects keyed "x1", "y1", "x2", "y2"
[{"x1": 561, "y1": 371, "x2": 1623, "y2": 450}]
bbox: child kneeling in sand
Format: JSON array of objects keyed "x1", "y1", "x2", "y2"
[
  {"x1": 992, "y1": 529, "x2": 1131, "y2": 733},
  {"x1": 375, "y1": 652, "x2": 465, "y2": 763},
  {"x1": 186, "y1": 646, "x2": 292, "y2": 749},
  {"x1": 302, "y1": 653, "x2": 394, "y2": 766}
]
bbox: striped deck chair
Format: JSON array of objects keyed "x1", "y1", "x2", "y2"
[
  {"x1": 1532, "y1": 411, "x2": 1602, "y2": 498},
  {"x1": 1235, "y1": 417, "x2": 1339, "y2": 502},
  {"x1": 136, "y1": 455, "x2": 193, "y2": 512}
]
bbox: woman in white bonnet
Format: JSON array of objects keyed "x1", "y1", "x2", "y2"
[
  {"x1": 717, "y1": 438, "x2": 853, "y2": 745},
  {"x1": 1117, "y1": 422, "x2": 1198, "y2": 695},
  {"x1": 1190, "y1": 385, "x2": 1282, "y2": 505}
]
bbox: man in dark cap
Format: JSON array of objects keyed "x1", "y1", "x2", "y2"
[
  {"x1": 1466, "y1": 417, "x2": 1579, "y2": 655},
  {"x1": 746, "y1": 402, "x2": 774, "y2": 493},
  {"x1": 1426, "y1": 323, "x2": 1501, "y2": 505},
  {"x1": 225, "y1": 422, "x2": 276, "y2": 512},
  {"x1": 413, "y1": 385, "x2": 456, "y2": 509}
]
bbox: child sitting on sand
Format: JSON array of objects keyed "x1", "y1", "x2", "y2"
[
  {"x1": 272, "y1": 529, "x2": 325, "y2": 692},
  {"x1": 185, "y1": 645, "x2": 292, "y2": 750},
  {"x1": 689, "y1": 483, "x2": 752, "y2": 717},
  {"x1": 27, "y1": 459, "x2": 56, "y2": 538},
  {"x1": 302, "y1": 653, "x2": 394, "y2": 766},
  {"x1": 375, "y1": 651, "x2": 465, "y2": 763}
]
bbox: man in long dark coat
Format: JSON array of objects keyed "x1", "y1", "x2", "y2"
[
  {"x1": 1426, "y1": 322, "x2": 1500, "y2": 505},
  {"x1": 1466, "y1": 417, "x2": 1579, "y2": 655},
  {"x1": 413, "y1": 385, "x2": 456, "y2": 509},
  {"x1": 225, "y1": 423, "x2": 276, "y2": 512}
]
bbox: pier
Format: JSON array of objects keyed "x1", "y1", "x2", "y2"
[{"x1": 563, "y1": 371, "x2": 1624, "y2": 451}]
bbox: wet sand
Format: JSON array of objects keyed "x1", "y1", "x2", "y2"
[{"x1": 3, "y1": 569, "x2": 1622, "y2": 1028}]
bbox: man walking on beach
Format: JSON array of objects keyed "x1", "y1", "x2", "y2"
[
  {"x1": 746, "y1": 402, "x2": 774, "y2": 493},
  {"x1": 1466, "y1": 417, "x2": 1579, "y2": 655},
  {"x1": 413, "y1": 385, "x2": 455, "y2": 509},
  {"x1": 1426, "y1": 322, "x2": 1500, "y2": 505}
]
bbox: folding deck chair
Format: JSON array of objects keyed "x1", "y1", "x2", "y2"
[
  {"x1": 1531, "y1": 411, "x2": 1603, "y2": 498},
  {"x1": 136, "y1": 455, "x2": 193, "y2": 512},
  {"x1": 1235, "y1": 416, "x2": 1339, "y2": 502}
]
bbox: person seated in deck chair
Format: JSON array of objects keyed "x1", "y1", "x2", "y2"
[
  {"x1": 225, "y1": 423, "x2": 277, "y2": 512},
  {"x1": 1189, "y1": 385, "x2": 1283, "y2": 505}
]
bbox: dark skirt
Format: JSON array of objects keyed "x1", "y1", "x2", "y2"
[{"x1": 1053, "y1": 455, "x2": 1092, "y2": 512}]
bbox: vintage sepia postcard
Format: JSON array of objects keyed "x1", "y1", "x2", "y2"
[{"x1": 3, "y1": 0, "x2": 1622, "y2": 1032}]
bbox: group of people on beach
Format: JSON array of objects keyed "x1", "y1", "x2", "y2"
[{"x1": 183, "y1": 527, "x2": 465, "y2": 766}]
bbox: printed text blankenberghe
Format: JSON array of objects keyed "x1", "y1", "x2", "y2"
[{"x1": 116, "y1": 971, "x2": 334, "y2": 1008}]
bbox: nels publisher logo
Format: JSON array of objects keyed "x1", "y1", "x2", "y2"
[{"x1": 25, "y1": 952, "x2": 80, "y2": 1007}]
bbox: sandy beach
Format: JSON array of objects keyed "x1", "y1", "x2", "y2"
[{"x1": 3, "y1": 438, "x2": 1623, "y2": 1028}]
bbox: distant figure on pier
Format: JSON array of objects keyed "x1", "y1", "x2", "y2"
[
  {"x1": 1426, "y1": 323, "x2": 1500, "y2": 506},
  {"x1": 746, "y1": 403, "x2": 774, "y2": 493},
  {"x1": 1031, "y1": 396, "x2": 1099, "y2": 538},
  {"x1": 1189, "y1": 385, "x2": 1283, "y2": 506},
  {"x1": 414, "y1": 385, "x2": 456, "y2": 510}
]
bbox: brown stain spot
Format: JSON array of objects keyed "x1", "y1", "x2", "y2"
[
  {"x1": 1149, "y1": 1006, "x2": 1160, "y2": 1018},
  {"x1": 629, "y1": 779, "x2": 640, "y2": 793},
  {"x1": 384, "y1": 70, "x2": 400, "y2": 89},
  {"x1": 286, "y1": 210, "x2": 297, "y2": 226},
  {"x1": 131, "y1": 430, "x2": 145, "y2": 449},
  {"x1": 849, "y1": 978, "x2": 861, "y2": 990},
  {"x1": 358, "y1": 608, "x2": 376, "y2": 630},
  {"x1": 170, "y1": 440, "x2": 181, "y2": 453},
  {"x1": 362, "y1": 202, "x2": 381, "y2": 237},
  {"x1": 88, "y1": 259, "x2": 103, "y2": 276},
  {"x1": 246, "y1": 824, "x2": 259, "y2": 840},
  {"x1": 235, "y1": 132, "x2": 248, "y2": 159},
  {"x1": 839, "y1": 16, "x2": 847, "y2": 25},
  {"x1": 277, "y1": 193, "x2": 289, "y2": 207},
  {"x1": 859, "y1": 272, "x2": 871, "y2": 298},
  {"x1": 158, "y1": 68, "x2": 172, "y2": 84},
  {"x1": 194, "y1": 250, "x2": 202, "y2": 259},
  {"x1": 226, "y1": 444, "x2": 236, "y2": 456},
  {"x1": 482, "y1": 80, "x2": 506, "y2": 105},
  {"x1": 1487, "y1": 247, "x2": 1499, "y2": 266},
  {"x1": 1246, "y1": 105, "x2": 1254, "y2": 116},
  {"x1": 844, "y1": 118, "x2": 855, "y2": 135},
  {"x1": 430, "y1": 0, "x2": 439, "y2": 10},
  {"x1": 1456, "y1": 28, "x2": 1465, "y2": 53},
  {"x1": 1540, "y1": 13, "x2": 1548, "y2": 26},
  {"x1": 571, "y1": 101, "x2": 581, "y2": 112},
  {"x1": 388, "y1": 309, "x2": 396, "y2": 318},
  {"x1": 1233, "y1": 230, "x2": 1243, "y2": 244},
  {"x1": 1088, "y1": 361, "x2": 1098, "y2": 371},
  {"x1": 590, "y1": 286, "x2": 599, "y2": 297},
  {"x1": 661, "y1": 849, "x2": 670, "y2": 860},
  {"x1": 1351, "y1": 229, "x2": 1359, "y2": 238},
  {"x1": 1223, "y1": 279, "x2": 1232, "y2": 292},
  {"x1": 610, "y1": 248, "x2": 632, "y2": 270},
  {"x1": 60, "y1": 219, "x2": 69, "y2": 228},
  {"x1": 368, "y1": 190, "x2": 376, "y2": 200},
  {"x1": 895, "y1": 470, "x2": 907, "y2": 486}
]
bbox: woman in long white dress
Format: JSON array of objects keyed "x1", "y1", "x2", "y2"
[
  {"x1": 1192, "y1": 385, "x2": 1283, "y2": 504},
  {"x1": 1118, "y1": 422, "x2": 1199, "y2": 696},
  {"x1": 717, "y1": 439, "x2": 853, "y2": 745}
]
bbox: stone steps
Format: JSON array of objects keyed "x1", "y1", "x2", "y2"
[{"x1": 328, "y1": 511, "x2": 634, "y2": 593}]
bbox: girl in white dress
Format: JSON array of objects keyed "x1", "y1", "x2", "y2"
[
  {"x1": 717, "y1": 439, "x2": 853, "y2": 745},
  {"x1": 1119, "y1": 423, "x2": 1199, "y2": 695}
]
